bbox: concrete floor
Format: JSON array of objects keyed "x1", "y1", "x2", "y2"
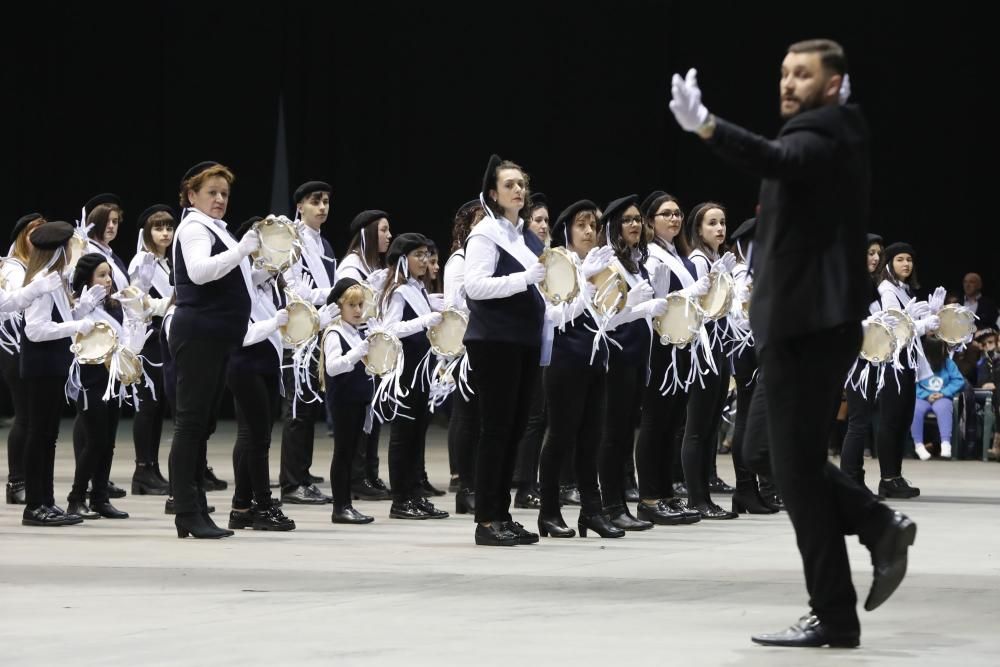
[{"x1": 0, "y1": 419, "x2": 998, "y2": 666}]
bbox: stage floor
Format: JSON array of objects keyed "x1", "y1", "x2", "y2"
[{"x1": 1, "y1": 419, "x2": 998, "y2": 666}]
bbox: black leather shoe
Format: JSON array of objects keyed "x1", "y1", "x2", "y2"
[
  {"x1": 448, "y1": 476, "x2": 461, "y2": 493},
  {"x1": 420, "y1": 474, "x2": 447, "y2": 497},
  {"x1": 503, "y1": 520, "x2": 539, "y2": 544},
  {"x1": 709, "y1": 476, "x2": 736, "y2": 495},
  {"x1": 577, "y1": 512, "x2": 625, "y2": 538},
  {"x1": 165, "y1": 498, "x2": 215, "y2": 515},
  {"x1": 252, "y1": 502, "x2": 296, "y2": 531},
  {"x1": 203, "y1": 467, "x2": 228, "y2": 491},
  {"x1": 175, "y1": 512, "x2": 233, "y2": 539},
  {"x1": 636, "y1": 501, "x2": 687, "y2": 525},
  {"x1": 455, "y1": 488, "x2": 475, "y2": 515},
  {"x1": 108, "y1": 481, "x2": 127, "y2": 499},
  {"x1": 371, "y1": 478, "x2": 390, "y2": 494},
  {"x1": 228, "y1": 509, "x2": 255, "y2": 530},
  {"x1": 662, "y1": 497, "x2": 702, "y2": 523},
  {"x1": 760, "y1": 492, "x2": 785, "y2": 512},
  {"x1": 414, "y1": 497, "x2": 449, "y2": 519},
  {"x1": 514, "y1": 488, "x2": 542, "y2": 510},
  {"x1": 22, "y1": 506, "x2": 81, "y2": 527},
  {"x1": 608, "y1": 504, "x2": 653, "y2": 531},
  {"x1": 305, "y1": 472, "x2": 325, "y2": 485},
  {"x1": 623, "y1": 476, "x2": 640, "y2": 503},
  {"x1": 332, "y1": 505, "x2": 374, "y2": 524},
  {"x1": 538, "y1": 514, "x2": 575, "y2": 538},
  {"x1": 751, "y1": 614, "x2": 859, "y2": 648},
  {"x1": 732, "y1": 489, "x2": 779, "y2": 515},
  {"x1": 281, "y1": 485, "x2": 329, "y2": 505},
  {"x1": 693, "y1": 503, "x2": 738, "y2": 520},
  {"x1": 475, "y1": 522, "x2": 518, "y2": 546},
  {"x1": 132, "y1": 463, "x2": 169, "y2": 496},
  {"x1": 559, "y1": 485, "x2": 581, "y2": 506},
  {"x1": 5, "y1": 480, "x2": 26, "y2": 504},
  {"x1": 93, "y1": 502, "x2": 129, "y2": 519},
  {"x1": 352, "y1": 479, "x2": 391, "y2": 501},
  {"x1": 672, "y1": 482, "x2": 688, "y2": 497},
  {"x1": 67, "y1": 500, "x2": 100, "y2": 520},
  {"x1": 389, "y1": 500, "x2": 429, "y2": 520},
  {"x1": 864, "y1": 511, "x2": 917, "y2": 611},
  {"x1": 878, "y1": 477, "x2": 920, "y2": 499}
]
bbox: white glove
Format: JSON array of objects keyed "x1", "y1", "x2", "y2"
[
  {"x1": 427, "y1": 293, "x2": 446, "y2": 311},
  {"x1": 649, "y1": 298, "x2": 669, "y2": 318},
  {"x1": 274, "y1": 308, "x2": 289, "y2": 327},
  {"x1": 735, "y1": 282, "x2": 751, "y2": 304},
  {"x1": 686, "y1": 275, "x2": 711, "y2": 298},
  {"x1": 524, "y1": 261, "x2": 546, "y2": 286},
  {"x1": 626, "y1": 279, "x2": 654, "y2": 307},
  {"x1": 23, "y1": 271, "x2": 63, "y2": 299},
  {"x1": 318, "y1": 303, "x2": 340, "y2": 328},
  {"x1": 669, "y1": 68, "x2": 710, "y2": 132},
  {"x1": 132, "y1": 252, "x2": 157, "y2": 291},
  {"x1": 291, "y1": 281, "x2": 313, "y2": 301},
  {"x1": 838, "y1": 73, "x2": 852, "y2": 105},
  {"x1": 345, "y1": 340, "x2": 370, "y2": 364},
  {"x1": 650, "y1": 263, "x2": 669, "y2": 296},
  {"x1": 916, "y1": 315, "x2": 940, "y2": 336},
  {"x1": 420, "y1": 312, "x2": 443, "y2": 329},
  {"x1": 74, "y1": 319, "x2": 95, "y2": 336},
  {"x1": 368, "y1": 268, "x2": 389, "y2": 292},
  {"x1": 581, "y1": 245, "x2": 615, "y2": 279},
  {"x1": 583, "y1": 280, "x2": 597, "y2": 302},
  {"x1": 880, "y1": 312, "x2": 900, "y2": 329},
  {"x1": 238, "y1": 229, "x2": 260, "y2": 257},
  {"x1": 928, "y1": 286, "x2": 946, "y2": 314},
  {"x1": 710, "y1": 251, "x2": 737, "y2": 274},
  {"x1": 76, "y1": 284, "x2": 107, "y2": 315},
  {"x1": 904, "y1": 298, "x2": 930, "y2": 320}
]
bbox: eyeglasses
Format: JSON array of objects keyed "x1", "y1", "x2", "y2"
[
  {"x1": 655, "y1": 211, "x2": 683, "y2": 219},
  {"x1": 620, "y1": 216, "x2": 643, "y2": 226},
  {"x1": 411, "y1": 251, "x2": 432, "y2": 261}
]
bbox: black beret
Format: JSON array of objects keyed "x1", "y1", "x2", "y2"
[
  {"x1": 640, "y1": 190, "x2": 667, "y2": 219},
  {"x1": 180, "y1": 161, "x2": 220, "y2": 185},
  {"x1": 71, "y1": 252, "x2": 109, "y2": 294},
  {"x1": 293, "y1": 181, "x2": 332, "y2": 204},
  {"x1": 84, "y1": 193, "x2": 121, "y2": 213},
  {"x1": 234, "y1": 216, "x2": 264, "y2": 240},
  {"x1": 10, "y1": 212, "x2": 43, "y2": 244},
  {"x1": 527, "y1": 192, "x2": 548, "y2": 210},
  {"x1": 349, "y1": 210, "x2": 389, "y2": 237},
  {"x1": 551, "y1": 200, "x2": 598, "y2": 248},
  {"x1": 480, "y1": 153, "x2": 503, "y2": 200},
  {"x1": 385, "y1": 233, "x2": 430, "y2": 267},
  {"x1": 866, "y1": 233, "x2": 883, "y2": 246},
  {"x1": 328, "y1": 277, "x2": 362, "y2": 306},
  {"x1": 599, "y1": 195, "x2": 640, "y2": 229},
  {"x1": 884, "y1": 242, "x2": 915, "y2": 262},
  {"x1": 729, "y1": 217, "x2": 757, "y2": 243},
  {"x1": 136, "y1": 204, "x2": 175, "y2": 229},
  {"x1": 28, "y1": 220, "x2": 75, "y2": 250}
]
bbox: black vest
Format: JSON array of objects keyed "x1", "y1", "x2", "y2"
[
  {"x1": 464, "y1": 244, "x2": 544, "y2": 348},
  {"x1": 550, "y1": 310, "x2": 608, "y2": 369},
  {"x1": 324, "y1": 330, "x2": 374, "y2": 403},
  {"x1": 399, "y1": 301, "x2": 431, "y2": 387},
  {"x1": 20, "y1": 303, "x2": 74, "y2": 379},
  {"x1": 609, "y1": 264, "x2": 652, "y2": 368}
]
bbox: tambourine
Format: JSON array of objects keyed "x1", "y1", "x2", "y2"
[
  {"x1": 937, "y1": 304, "x2": 976, "y2": 346},
  {"x1": 426, "y1": 308, "x2": 468, "y2": 357},
  {"x1": 699, "y1": 271, "x2": 735, "y2": 321},
  {"x1": 653, "y1": 293, "x2": 705, "y2": 346},
  {"x1": 538, "y1": 247, "x2": 579, "y2": 305},
  {"x1": 71, "y1": 321, "x2": 118, "y2": 365},
  {"x1": 589, "y1": 266, "x2": 628, "y2": 316},
  {"x1": 860, "y1": 318, "x2": 897, "y2": 363},
  {"x1": 67, "y1": 233, "x2": 89, "y2": 271},
  {"x1": 360, "y1": 281, "x2": 378, "y2": 321},
  {"x1": 112, "y1": 347, "x2": 144, "y2": 385},
  {"x1": 252, "y1": 215, "x2": 302, "y2": 273},
  {"x1": 280, "y1": 297, "x2": 320, "y2": 346},
  {"x1": 114, "y1": 285, "x2": 152, "y2": 323},
  {"x1": 884, "y1": 307, "x2": 916, "y2": 349},
  {"x1": 363, "y1": 330, "x2": 402, "y2": 376}
]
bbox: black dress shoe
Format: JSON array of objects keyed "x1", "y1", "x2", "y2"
[
  {"x1": 93, "y1": 502, "x2": 129, "y2": 519},
  {"x1": 332, "y1": 505, "x2": 374, "y2": 524},
  {"x1": 448, "y1": 476, "x2": 461, "y2": 493},
  {"x1": 577, "y1": 512, "x2": 625, "y2": 538},
  {"x1": 67, "y1": 500, "x2": 101, "y2": 520},
  {"x1": 732, "y1": 489, "x2": 779, "y2": 515},
  {"x1": 636, "y1": 501, "x2": 687, "y2": 525},
  {"x1": 251, "y1": 502, "x2": 296, "y2": 531},
  {"x1": 864, "y1": 511, "x2": 917, "y2": 611},
  {"x1": 559, "y1": 485, "x2": 582, "y2": 506},
  {"x1": 351, "y1": 479, "x2": 391, "y2": 501},
  {"x1": 22, "y1": 506, "x2": 82, "y2": 526},
  {"x1": 371, "y1": 478, "x2": 390, "y2": 493},
  {"x1": 389, "y1": 500, "x2": 429, "y2": 520},
  {"x1": 413, "y1": 497, "x2": 449, "y2": 519},
  {"x1": 132, "y1": 463, "x2": 169, "y2": 496},
  {"x1": 503, "y1": 520, "x2": 539, "y2": 544},
  {"x1": 203, "y1": 467, "x2": 228, "y2": 491},
  {"x1": 165, "y1": 498, "x2": 215, "y2": 515},
  {"x1": 108, "y1": 481, "x2": 127, "y2": 499},
  {"x1": 709, "y1": 476, "x2": 736, "y2": 495},
  {"x1": 672, "y1": 481, "x2": 688, "y2": 497},
  {"x1": 228, "y1": 509, "x2": 255, "y2": 530},
  {"x1": 623, "y1": 476, "x2": 640, "y2": 503},
  {"x1": 5, "y1": 480, "x2": 26, "y2": 504},
  {"x1": 305, "y1": 473, "x2": 325, "y2": 485},
  {"x1": 878, "y1": 477, "x2": 920, "y2": 499},
  {"x1": 662, "y1": 497, "x2": 702, "y2": 523},
  {"x1": 475, "y1": 522, "x2": 518, "y2": 546},
  {"x1": 514, "y1": 488, "x2": 542, "y2": 510},
  {"x1": 455, "y1": 488, "x2": 475, "y2": 515},
  {"x1": 693, "y1": 503, "x2": 738, "y2": 520},
  {"x1": 175, "y1": 512, "x2": 233, "y2": 539},
  {"x1": 420, "y1": 474, "x2": 447, "y2": 497},
  {"x1": 607, "y1": 505, "x2": 653, "y2": 531},
  {"x1": 281, "y1": 485, "x2": 329, "y2": 505},
  {"x1": 751, "y1": 614, "x2": 859, "y2": 648},
  {"x1": 538, "y1": 514, "x2": 575, "y2": 538},
  {"x1": 760, "y1": 492, "x2": 785, "y2": 512}
]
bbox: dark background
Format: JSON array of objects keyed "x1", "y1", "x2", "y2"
[{"x1": 2, "y1": 1, "x2": 989, "y2": 297}]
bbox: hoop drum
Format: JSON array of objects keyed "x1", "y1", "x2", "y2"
[
  {"x1": 860, "y1": 318, "x2": 897, "y2": 363},
  {"x1": 699, "y1": 272, "x2": 734, "y2": 321},
  {"x1": 71, "y1": 321, "x2": 118, "y2": 365},
  {"x1": 589, "y1": 266, "x2": 628, "y2": 316},
  {"x1": 363, "y1": 331, "x2": 402, "y2": 376},
  {"x1": 280, "y1": 299, "x2": 320, "y2": 346},
  {"x1": 427, "y1": 309, "x2": 468, "y2": 357},
  {"x1": 115, "y1": 285, "x2": 152, "y2": 323},
  {"x1": 67, "y1": 233, "x2": 89, "y2": 271},
  {"x1": 653, "y1": 293, "x2": 704, "y2": 346},
  {"x1": 112, "y1": 347, "x2": 144, "y2": 385},
  {"x1": 252, "y1": 215, "x2": 302, "y2": 273},
  {"x1": 937, "y1": 304, "x2": 976, "y2": 346},
  {"x1": 538, "y1": 248, "x2": 579, "y2": 305},
  {"x1": 884, "y1": 308, "x2": 916, "y2": 349}
]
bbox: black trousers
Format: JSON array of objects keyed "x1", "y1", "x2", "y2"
[
  {"x1": 351, "y1": 420, "x2": 381, "y2": 484},
  {"x1": 841, "y1": 364, "x2": 878, "y2": 482},
  {"x1": 229, "y1": 371, "x2": 279, "y2": 508},
  {"x1": 754, "y1": 324, "x2": 888, "y2": 632},
  {"x1": 133, "y1": 361, "x2": 167, "y2": 465},
  {"x1": 71, "y1": 384, "x2": 120, "y2": 505},
  {"x1": 168, "y1": 337, "x2": 237, "y2": 515},
  {"x1": 540, "y1": 363, "x2": 605, "y2": 516},
  {"x1": 467, "y1": 341, "x2": 539, "y2": 524},
  {"x1": 279, "y1": 359, "x2": 323, "y2": 490},
  {"x1": 447, "y1": 379, "x2": 478, "y2": 489},
  {"x1": 513, "y1": 375, "x2": 545, "y2": 488},
  {"x1": 876, "y1": 369, "x2": 915, "y2": 479},
  {"x1": 332, "y1": 398, "x2": 369, "y2": 509},
  {"x1": 731, "y1": 347, "x2": 758, "y2": 491},
  {"x1": 387, "y1": 365, "x2": 431, "y2": 504},
  {"x1": 636, "y1": 344, "x2": 690, "y2": 500},
  {"x1": 22, "y1": 376, "x2": 66, "y2": 509},
  {"x1": 1, "y1": 351, "x2": 27, "y2": 483},
  {"x1": 600, "y1": 362, "x2": 644, "y2": 509},
  {"x1": 681, "y1": 347, "x2": 731, "y2": 508}
]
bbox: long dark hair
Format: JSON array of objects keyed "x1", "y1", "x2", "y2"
[
  {"x1": 450, "y1": 203, "x2": 485, "y2": 253},
  {"x1": 644, "y1": 193, "x2": 683, "y2": 253},
  {"x1": 605, "y1": 206, "x2": 648, "y2": 276},
  {"x1": 484, "y1": 159, "x2": 530, "y2": 220},
  {"x1": 680, "y1": 201, "x2": 726, "y2": 258},
  {"x1": 922, "y1": 335, "x2": 947, "y2": 374},
  {"x1": 868, "y1": 240, "x2": 884, "y2": 286},
  {"x1": 346, "y1": 219, "x2": 387, "y2": 272},
  {"x1": 884, "y1": 253, "x2": 920, "y2": 291}
]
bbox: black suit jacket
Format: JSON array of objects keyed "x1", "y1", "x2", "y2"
[
  {"x1": 707, "y1": 104, "x2": 871, "y2": 349},
  {"x1": 971, "y1": 295, "x2": 999, "y2": 331}
]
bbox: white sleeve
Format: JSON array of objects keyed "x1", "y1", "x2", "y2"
[
  {"x1": 242, "y1": 318, "x2": 278, "y2": 347},
  {"x1": 336, "y1": 263, "x2": 368, "y2": 283},
  {"x1": 179, "y1": 223, "x2": 247, "y2": 285},
  {"x1": 463, "y1": 235, "x2": 529, "y2": 300},
  {"x1": 444, "y1": 255, "x2": 467, "y2": 312},
  {"x1": 2, "y1": 286, "x2": 38, "y2": 312},
  {"x1": 383, "y1": 292, "x2": 426, "y2": 339},
  {"x1": 878, "y1": 283, "x2": 903, "y2": 310},
  {"x1": 148, "y1": 296, "x2": 171, "y2": 318},
  {"x1": 307, "y1": 286, "x2": 333, "y2": 306},
  {"x1": 323, "y1": 330, "x2": 357, "y2": 377},
  {"x1": 689, "y1": 254, "x2": 711, "y2": 280},
  {"x1": 24, "y1": 293, "x2": 79, "y2": 342},
  {"x1": 545, "y1": 290, "x2": 589, "y2": 327}
]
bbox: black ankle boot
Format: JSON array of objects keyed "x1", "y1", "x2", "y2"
[
  {"x1": 5, "y1": 480, "x2": 26, "y2": 504},
  {"x1": 577, "y1": 512, "x2": 625, "y2": 538},
  {"x1": 455, "y1": 488, "x2": 475, "y2": 515},
  {"x1": 176, "y1": 512, "x2": 233, "y2": 539},
  {"x1": 607, "y1": 504, "x2": 653, "y2": 531},
  {"x1": 731, "y1": 486, "x2": 779, "y2": 515},
  {"x1": 538, "y1": 513, "x2": 575, "y2": 538},
  {"x1": 153, "y1": 462, "x2": 169, "y2": 484},
  {"x1": 132, "y1": 463, "x2": 169, "y2": 496}
]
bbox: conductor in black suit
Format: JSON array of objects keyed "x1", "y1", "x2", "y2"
[{"x1": 669, "y1": 39, "x2": 916, "y2": 648}]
